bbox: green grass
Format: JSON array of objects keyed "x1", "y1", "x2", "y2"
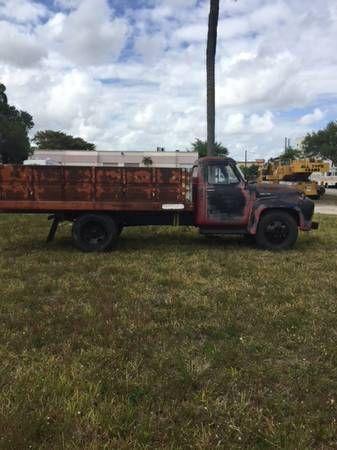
[{"x1": 0, "y1": 214, "x2": 337, "y2": 449}]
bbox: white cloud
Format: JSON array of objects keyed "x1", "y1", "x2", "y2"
[
  {"x1": 249, "y1": 111, "x2": 275, "y2": 134},
  {"x1": 158, "y1": 0, "x2": 197, "y2": 7},
  {"x1": 224, "y1": 113, "x2": 245, "y2": 134},
  {"x1": 217, "y1": 51, "x2": 302, "y2": 108},
  {"x1": 0, "y1": 21, "x2": 46, "y2": 66},
  {"x1": 46, "y1": 70, "x2": 99, "y2": 124},
  {"x1": 55, "y1": 0, "x2": 129, "y2": 66},
  {"x1": 0, "y1": 0, "x2": 48, "y2": 23},
  {"x1": 134, "y1": 105, "x2": 155, "y2": 128},
  {"x1": 55, "y1": 0, "x2": 82, "y2": 9},
  {"x1": 134, "y1": 33, "x2": 167, "y2": 63},
  {"x1": 174, "y1": 24, "x2": 207, "y2": 43},
  {"x1": 298, "y1": 108, "x2": 324, "y2": 126},
  {"x1": 37, "y1": 12, "x2": 66, "y2": 40}
]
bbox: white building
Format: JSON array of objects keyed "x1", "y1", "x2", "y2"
[{"x1": 27, "y1": 150, "x2": 198, "y2": 168}]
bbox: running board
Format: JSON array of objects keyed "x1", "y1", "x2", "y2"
[{"x1": 199, "y1": 228, "x2": 247, "y2": 235}]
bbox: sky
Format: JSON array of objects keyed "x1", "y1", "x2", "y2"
[{"x1": 1, "y1": 0, "x2": 337, "y2": 161}]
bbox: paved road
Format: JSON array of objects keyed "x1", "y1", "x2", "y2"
[
  {"x1": 315, "y1": 189, "x2": 337, "y2": 215},
  {"x1": 315, "y1": 205, "x2": 337, "y2": 215}
]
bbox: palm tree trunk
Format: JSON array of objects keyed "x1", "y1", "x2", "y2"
[{"x1": 206, "y1": 0, "x2": 219, "y2": 156}]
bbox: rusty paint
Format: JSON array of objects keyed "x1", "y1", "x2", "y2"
[{"x1": 0, "y1": 165, "x2": 193, "y2": 213}]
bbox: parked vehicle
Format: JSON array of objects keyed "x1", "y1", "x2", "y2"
[
  {"x1": 0, "y1": 157, "x2": 318, "y2": 251},
  {"x1": 311, "y1": 166, "x2": 337, "y2": 189}
]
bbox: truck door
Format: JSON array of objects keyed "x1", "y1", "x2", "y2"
[{"x1": 198, "y1": 161, "x2": 251, "y2": 228}]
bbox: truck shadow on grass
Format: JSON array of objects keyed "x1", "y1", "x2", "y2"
[
  {"x1": 1, "y1": 232, "x2": 248, "y2": 254},
  {"x1": 117, "y1": 232, "x2": 254, "y2": 252},
  {"x1": 115, "y1": 231, "x2": 318, "y2": 253},
  {"x1": 4, "y1": 228, "x2": 319, "y2": 256}
]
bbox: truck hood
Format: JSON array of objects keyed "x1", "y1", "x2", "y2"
[{"x1": 253, "y1": 182, "x2": 299, "y2": 197}]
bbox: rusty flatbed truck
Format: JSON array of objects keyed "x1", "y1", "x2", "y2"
[{"x1": 0, "y1": 156, "x2": 318, "y2": 252}]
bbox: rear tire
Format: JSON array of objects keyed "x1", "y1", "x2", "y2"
[
  {"x1": 72, "y1": 214, "x2": 117, "y2": 252},
  {"x1": 256, "y1": 211, "x2": 298, "y2": 251}
]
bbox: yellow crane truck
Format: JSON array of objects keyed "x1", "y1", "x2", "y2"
[{"x1": 259, "y1": 159, "x2": 330, "y2": 199}]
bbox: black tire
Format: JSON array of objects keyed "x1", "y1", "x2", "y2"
[
  {"x1": 256, "y1": 211, "x2": 298, "y2": 251},
  {"x1": 72, "y1": 214, "x2": 117, "y2": 252}
]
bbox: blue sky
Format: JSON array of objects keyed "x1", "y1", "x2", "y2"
[{"x1": 1, "y1": 0, "x2": 337, "y2": 160}]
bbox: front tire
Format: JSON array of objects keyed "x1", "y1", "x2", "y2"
[
  {"x1": 72, "y1": 214, "x2": 117, "y2": 252},
  {"x1": 256, "y1": 211, "x2": 298, "y2": 251}
]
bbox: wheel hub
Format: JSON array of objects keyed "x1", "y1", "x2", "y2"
[
  {"x1": 81, "y1": 222, "x2": 107, "y2": 245},
  {"x1": 265, "y1": 220, "x2": 289, "y2": 244}
]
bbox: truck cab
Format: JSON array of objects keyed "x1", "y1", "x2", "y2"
[{"x1": 193, "y1": 157, "x2": 317, "y2": 250}]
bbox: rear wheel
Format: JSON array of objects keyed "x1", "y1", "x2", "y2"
[
  {"x1": 256, "y1": 211, "x2": 298, "y2": 251},
  {"x1": 72, "y1": 214, "x2": 117, "y2": 252}
]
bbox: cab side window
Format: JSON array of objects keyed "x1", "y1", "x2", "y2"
[{"x1": 207, "y1": 165, "x2": 239, "y2": 185}]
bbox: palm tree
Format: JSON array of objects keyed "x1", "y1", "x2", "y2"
[
  {"x1": 142, "y1": 156, "x2": 153, "y2": 167},
  {"x1": 206, "y1": 0, "x2": 220, "y2": 156}
]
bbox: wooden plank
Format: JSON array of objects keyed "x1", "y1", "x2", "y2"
[{"x1": 0, "y1": 165, "x2": 193, "y2": 213}]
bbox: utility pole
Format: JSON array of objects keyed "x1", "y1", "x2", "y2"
[
  {"x1": 206, "y1": 0, "x2": 219, "y2": 156},
  {"x1": 285, "y1": 137, "x2": 291, "y2": 150}
]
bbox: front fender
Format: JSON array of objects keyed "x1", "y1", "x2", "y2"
[{"x1": 247, "y1": 203, "x2": 305, "y2": 235}]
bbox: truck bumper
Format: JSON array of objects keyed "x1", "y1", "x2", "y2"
[{"x1": 300, "y1": 220, "x2": 319, "y2": 231}]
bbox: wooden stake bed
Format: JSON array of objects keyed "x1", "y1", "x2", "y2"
[{"x1": 0, "y1": 165, "x2": 193, "y2": 213}]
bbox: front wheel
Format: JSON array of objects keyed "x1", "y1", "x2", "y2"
[
  {"x1": 256, "y1": 211, "x2": 298, "y2": 251},
  {"x1": 72, "y1": 214, "x2": 117, "y2": 252}
]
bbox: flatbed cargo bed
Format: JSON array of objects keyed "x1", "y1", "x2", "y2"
[{"x1": 0, "y1": 165, "x2": 193, "y2": 213}]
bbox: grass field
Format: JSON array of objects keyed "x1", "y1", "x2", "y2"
[{"x1": 0, "y1": 214, "x2": 336, "y2": 449}]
